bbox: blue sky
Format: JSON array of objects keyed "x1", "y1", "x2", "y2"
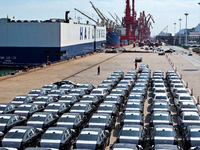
[{"x1": 0, "y1": 0, "x2": 200, "y2": 36}]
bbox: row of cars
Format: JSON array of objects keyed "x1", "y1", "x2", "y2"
[
  {"x1": 0, "y1": 70, "x2": 143, "y2": 150},
  {"x1": 166, "y1": 71, "x2": 200, "y2": 149}
]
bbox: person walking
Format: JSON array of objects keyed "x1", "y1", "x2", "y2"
[
  {"x1": 97, "y1": 66, "x2": 100, "y2": 75},
  {"x1": 135, "y1": 62, "x2": 137, "y2": 70}
]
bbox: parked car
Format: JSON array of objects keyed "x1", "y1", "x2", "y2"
[
  {"x1": 165, "y1": 49, "x2": 174, "y2": 53},
  {"x1": 87, "y1": 113, "x2": 115, "y2": 132},
  {"x1": 150, "y1": 111, "x2": 172, "y2": 127},
  {"x1": 73, "y1": 128, "x2": 110, "y2": 149},
  {"x1": 150, "y1": 125, "x2": 177, "y2": 145},
  {"x1": 58, "y1": 95, "x2": 80, "y2": 107},
  {"x1": 11, "y1": 95, "x2": 34, "y2": 107},
  {"x1": 178, "y1": 111, "x2": 200, "y2": 130},
  {"x1": 110, "y1": 89, "x2": 127, "y2": 99},
  {"x1": 158, "y1": 51, "x2": 165, "y2": 55},
  {"x1": 26, "y1": 112, "x2": 58, "y2": 130},
  {"x1": 151, "y1": 144, "x2": 182, "y2": 150},
  {"x1": 97, "y1": 84, "x2": 113, "y2": 92},
  {"x1": 39, "y1": 127, "x2": 75, "y2": 150},
  {"x1": 183, "y1": 125, "x2": 200, "y2": 148},
  {"x1": 33, "y1": 96, "x2": 55, "y2": 107},
  {"x1": 68, "y1": 89, "x2": 86, "y2": 98},
  {"x1": 123, "y1": 102, "x2": 143, "y2": 112},
  {"x1": 14, "y1": 104, "x2": 44, "y2": 118},
  {"x1": 0, "y1": 114, "x2": 26, "y2": 133},
  {"x1": 53, "y1": 80, "x2": 78, "y2": 88},
  {"x1": 152, "y1": 93, "x2": 169, "y2": 103},
  {"x1": 77, "y1": 84, "x2": 95, "y2": 94},
  {"x1": 127, "y1": 94, "x2": 144, "y2": 103},
  {"x1": 80, "y1": 95, "x2": 102, "y2": 106},
  {"x1": 59, "y1": 84, "x2": 75, "y2": 94},
  {"x1": 69, "y1": 102, "x2": 95, "y2": 119},
  {"x1": 96, "y1": 103, "x2": 118, "y2": 118},
  {"x1": 41, "y1": 84, "x2": 58, "y2": 93},
  {"x1": 2, "y1": 126, "x2": 43, "y2": 149},
  {"x1": 56, "y1": 113, "x2": 85, "y2": 134},
  {"x1": 120, "y1": 111, "x2": 143, "y2": 126},
  {"x1": 116, "y1": 124, "x2": 145, "y2": 146},
  {"x1": 0, "y1": 103, "x2": 16, "y2": 114},
  {"x1": 90, "y1": 89, "x2": 109, "y2": 99},
  {"x1": 47, "y1": 90, "x2": 65, "y2": 100},
  {"x1": 28, "y1": 89, "x2": 47, "y2": 99},
  {"x1": 188, "y1": 51, "x2": 193, "y2": 56},
  {"x1": 177, "y1": 101, "x2": 198, "y2": 113},
  {"x1": 151, "y1": 101, "x2": 170, "y2": 112},
  {"x1": 104, "y1": 95, "x2": 123, "y2": 111},
  {"x1": 43, "y1": 102, "x2": 70, "y2": 116}
]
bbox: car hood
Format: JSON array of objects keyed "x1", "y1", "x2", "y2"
[
  {"x1": 119, "y1": 136, "x2": 140, "y2": 144},
  {"x1": 2, "y1": 138, "x2": 22, "y2": 148},
  {"x1": 76, "y1": 140, "x2": 97, "y2": 149},
  {"x1": 154, "y1": 136, "x2": 175, "y2": 144},
  {"x1": 40, "y1": 139, "x2": 61, "y2": 149}
]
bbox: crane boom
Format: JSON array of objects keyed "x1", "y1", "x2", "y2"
[
  {"x1": 114, "y1": 13, "x2": 122, "y2": 25},
  {"x1": 108, "y1": 12, "x2": 119, "y2": 25},
  {"x1": 74, "y1": 8, "x2": 99, "y2": 25}
]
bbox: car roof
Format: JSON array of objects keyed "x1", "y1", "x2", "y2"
[
  {"x1": 12, "y1": 126, "x2": 34, "y2": 130},
  {"x1": 46, "y1": 127, "x2": 68, "y2": 132},
  {"x1": 91, "y1": 113, "x2": 110, "y2": 118},
  {"x1": 32, "y1": 112, "x2": 52, "y2": 116},
  {"x1": 82, "y1": 128, "x2": 102, "y2": 133},
  {"x1": 154, "y1": 125, "x2": 173, "y2": 130}
]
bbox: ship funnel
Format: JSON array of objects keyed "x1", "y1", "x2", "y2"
[{"x1": 65, "y1": 11, "x2": 70, "y2": 23}]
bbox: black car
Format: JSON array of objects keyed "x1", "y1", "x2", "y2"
[
  {"x1": 33, "y1": 96, "x2": 55, "y2": 107},
  {"x1": 47, "y1": 90, "x2": 65, "y2": 100},
  {"x1": 183, "y1": 125, "x2": 200, "y2": 148},
  {"x1": 123, "y1": 101, "x2": 143, "y2": 112},
  {"x1": 26, "y1": 112, "x2": 58, "y2": 130},
  {"x1": 87, "y1": 113, "x2": 115, "y2": 132},
  {"x1": 58, "y1": 95, "x2": 80, "y2": 107},
  {"x1": 14, "y1": 104, "x2": 44, "y2": 118},
  {"x1": 90, "y1": 89, "x2": 109, "y2": 99},
  {"x1": 116, "y1": 124, "x2": 145, "y2": 146},
  {"x1": 28, "y1": 89, "x2": 47, "y2": 99},
  {"x1": 25, "y1": 148, "x2": 58, "y2": 150},
  {"x1": 110, "y1": 89, "x2": 127, "y2": 99},
  {"x1": 69, "y1": 102, "x2": 95, "y2": 119},
  {"x1": 97, "y1": 84, "x2": 113, "y2": 92},
  {"x1": 151, "y1": 101, "x2": 170, "y2": 113},
  {"x1": 150, "y1": 111, "x2": 172, "y2": 127},
  {"x1": 135, "y1": 57, "x2": 142, "y2": 62},
  {"x1": 151, "y1": 144, "x2": 182, "y2": 150},
  {"x1": 59, "y1": 84, "x2": 75, "y2": 94},
  {"x1": 74, "y1": 128, "x2": 110, "y2": 150},
  {"x1": 56, "y1": 113, "x2": 85, "y2": 134},
  {"x1": 165, "y1": 49, "x2": 174, "y2": 53},
  {"x1": 41, "y1": 84, "x2": 58, "y2": 93},
  {"x1": 0, "y1": 103, "x2": 16, "y2": 114},
  {"x1": 39, "y1": 127, "x2": 75, "y2": 150},
  {"x1": 127, "y1": 94, "x2": 144, "y2": 103},
  {"x1": 150, "y1": 125, "x2": 178, "y2": 145},
  {"x1": 53, "y1": 80, "x2": 78, "y2": 88},
  {"x1": 68, "y1": 89, "x2": 86, "y2": 98},
  {"x1": 80, "y1": 95, "x2": 102, "y2": 106},
  {"x1": 2, "y1": 126, "x2": 43, "y2": 149},
  {"x1": 120, "y1": 111, "x2": 143, "y2": 126},
  {"x1": 43, "y1": 102, "x2": 70, "y2": 116},
  {"x1": 0, "y1": 114, "x2": 26, "y2": 133},
  {"x1": 96, "y1": 103, "x2": 118, "y2": 118},
  {"x1": 77, "y1": 84, "x2": 95, "y2": 94},
  {"x1": 11, "y1": 95, "x2": 34, "y2": 107},
  {"x1": 104, "y1": 95, "x2": 123, "y2": 111}
]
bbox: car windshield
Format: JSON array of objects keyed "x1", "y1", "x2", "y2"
[
  {"x1": 98, "y1": 85, "x2": 108, "y2": 88},
  {"x1": 59, "y1": 97, "x2": 72, "y2": 100},
  {"x1": 153, "y1": 115, "x2": 169, "y2": 120},
  {"x1": 78, "y1": 134, "x2": 98, "y2": 141},
  {"x1": 105, "y1": 98, "x2": 117, "y2": 101},
  {"x1": 46, "y1": 106, "x2": 60, "y2": 110},
  {"x1": 90, "y1": 118, "x2": 107, "y2": 123},
  {"x1": 60, "y1": 86, "x2": 71, "y2": 89},
  {"x1": 191, "y1": 131, "x2": 200, "y2": 137},
  {"x1": 6, "y1": 132, "x2": 25, "y2": 138},
  {"x1": 177, "y1": 90, "x2": 187, "y2": 93},
  {"x1": 154, "y1": 85, "x2": 164, "y2": 88},
  {"x1": 126, "y1": 104, "x2": 140, "y2": 108},
  {"x1": 111, "y1": 91, "x2": 122, "y2": 94},
  {"x1": 155, "y1": 96, "x2": 167, "y2": 99},
  {"x1": 34, "y1": 99, "x2": 47, "y2": 102},
  {"x1": 132, "y1": 90, "x2": 142, "y2": 93},
  {"x1": 70, "y1": 91, "x2": 82, "y2": 94},
  {"x1": 79, "y1": 85, "x2": 89, "y2": 88},
  {"x1": 58, "y1": 117, "x2": 75, "y2": 122},
  {"x1": 0, "y1": 118, "x2": 9, "y2": 123},
  {"x1": 72, "y1": 106, "x2": 86, "y2": 110},
  {"x1": 184, "y1": 116, "x2": 200, "y2": 120},
  {"x1": 175, "y1": 85, "x2": 184, "y2": 88},
  {"x1": 125, "y1": 115, "x2": 140, "y2": 120},
  {"x1": 155, "y1": 131, "x2": 173, "y2": 137},
  {"x1": 0, "y1": 107, "x2": 6, "y2": 111},
  {"x1": 128, "y1": 96, "x2": 141, "y2": 100},
  {"x1": 49, "y1": 91, "x2": 60, "y2": 94},
  {"x1": 121, "y1": 130, "x2": 139, "y2": 136},
  {"x1": 17, "y1": 107, "x2": 31, "y2": 111},
  {"x1": 42, "y1": 133, "x2": 63, "y2": 140},
  {"x1": 154, "y1": 104, "x2": 168, "y2": 109},
  {"x1": 81, "y1": 97, "x2": 94, "y2": 101},
  {"x1": 98, "y1": 106, "x2": 112, "y2": 111},
  {"x1": 13, "y1": 98, "x2": 26, "y2": 101},
  {"x1": 182, "y1": 105, "x2": 196, "y2": 108},
  {"x1": 155, "y1": 90, "x2": 166, "y2": 93},
  {"x1": 29, "y1": 116, "x2": 46, "y2": 121},
  {"x1": 42, "y1": 85, "x2": 53, "y2": 88},
  {"x1": 117, "y1": 86, "x2": 126, "y2": 89},
  {"x1": 29, "y1": 91, "x2": 40, "y2": 94},
  {"x1": 135, "y1": 85, "x2": 145, "y2": 88},
  {"x1": 180, "y1": 97, "x2": 192, "y2": 100},
  {"x1": 91, "y1": 91, "x2": 102, "y2": 94}
]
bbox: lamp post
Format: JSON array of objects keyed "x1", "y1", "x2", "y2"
[
  {"x1": 179, "y1": 19, "x2": 182, "y2": 45},
  {"x1": 184, "y1": 13, "x2": 189, "y2": 45},
  {"x1": 174, "y1": 23, "x2": 176, "y2": 45}
]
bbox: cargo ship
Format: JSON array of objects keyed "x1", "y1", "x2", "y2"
[{"x1": 0, "y1": 11, "x2": 106, "y2": 67}]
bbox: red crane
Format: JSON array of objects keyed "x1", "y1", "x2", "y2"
[{"x1": 121, "y1": 0, "x2": 135, "y2": 45}]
